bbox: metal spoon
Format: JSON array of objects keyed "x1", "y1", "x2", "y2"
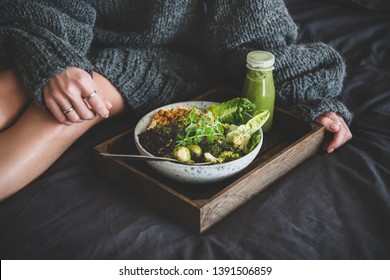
[{"x1": 99, "y1": 153, "x2": 213, "y2": 166}]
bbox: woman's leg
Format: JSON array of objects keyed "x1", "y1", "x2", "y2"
[
  {"x1": 0, "y1": 70, "x2": 31, "y2": 131},
  {"x1": 0, "y1": 72, "x2": 127, "y2": 201}
]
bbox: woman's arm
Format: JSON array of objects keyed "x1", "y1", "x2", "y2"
[
  {"x1": 204, "y1": 0, "x2": 353, "y2": 124},
  {"x1": 0, "y1": 0, "x2": 110, "y2": 123},
  {"x1": 204, "y1": 0, "x2": 353, "y2": 151}
]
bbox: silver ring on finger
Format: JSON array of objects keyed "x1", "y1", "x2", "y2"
[
  {"x1": 85, "y1": 90, "x2": 97, "y2": 101},
  {"x1": 63, "y1": 107, "x2": 74, "y2": 114}
]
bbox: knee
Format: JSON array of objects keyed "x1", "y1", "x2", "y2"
[{"x1": 0, "y1": 70, "x2": 27, "y2": 95}]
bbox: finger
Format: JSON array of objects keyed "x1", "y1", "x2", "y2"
[
  {"x1": 44, "y1": 87, "x2": 72, "y2": 125},
  {"x1": 330, "y1": 121, "x2": 341, "y2": 132},
  {"x1": 104, "y1": 98, "x2": 113, "y2": 110},
  {"x1": 52, "y1": 95, "x2": 83, "y2": 124},
  {"x1": 316, "y1": 113, "x2": 346, "y2": 153},
  {"x1": 56, "y1": 85, "x2": 96, "y2": 121},
  {"x1": 315, "y1": 115, "x2": 341, "y2": 133},
  {"x1": 44, "y1": 97, "x2": 72, "y2": 125},
  {"x1": 98, "y1": 96, "x2": 113, "y2": 111},
  {"x1": 83, "y1": 90, "x2": 110, "y2": 119},
  {"x1": 333, "y1": 113, "x2": 353, "y2": 143},
  {"x1": 62, "y1": 106, "x2": 83, "y2": 123},
  {"x1": 84, "y1": 93, "x2": 112, "y2": 110},
  {"x1": 326, "y1": 128, "x2": 346, "y2": 153},
  {"x1": 44, "y1": 84, "x2": 83, "y2": 124},
  {"x1": 337, "y1": 115, "x2": 353, "y2": 142},
  {"x1": 68, "y1": 94, "x2": 96, "y2": 121},
  {"x1": 316, "y1": 112, "x2": 353, "y2": 153}
]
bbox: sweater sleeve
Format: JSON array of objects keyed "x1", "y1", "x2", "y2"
[
  {"x1": 272, "y1": 43, "x2": 353, "y2": 123},
  {"x1": 0, "y1": 0, "x2": 96, "y2": 105},
  {"x1": 204, "y1": 0, "x2": 353, "y2": 124}
]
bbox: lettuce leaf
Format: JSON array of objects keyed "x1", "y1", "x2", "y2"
[
  {"x1": 207, "y1": 98, "x2": 255, "y2": 125},
  {"x1": 225, "y1": 110, "x2": 269, "y2": 153}
]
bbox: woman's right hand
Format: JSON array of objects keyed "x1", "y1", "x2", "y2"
[
  {"x1": 43, "y1": 67, "x2": 112, "y2": 125},
  {"x1": 315, "y1": 112, "x2": 353, "y2": 153}
]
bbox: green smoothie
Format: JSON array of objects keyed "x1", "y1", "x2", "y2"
[
  {"x1": 241, "y1": 51, "x2": 275, "y2": 132},
  {"x1": 242, "y1": 69, "x2": 275, "y2": 132}
]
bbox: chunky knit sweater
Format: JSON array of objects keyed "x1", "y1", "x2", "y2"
[{"x1": 0, "y1": 0, "x2": 353, "y2": 123}]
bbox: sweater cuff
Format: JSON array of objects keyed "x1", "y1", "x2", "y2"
[
  {"x1": 16, "y1": 53, "x2": 93, "y2": 106},
  {"x1": 273, "y1": 43, "x2": 346, "y2": 106},
  {"x1": 10, "y1": 29, "x2": 93, "y2": 106},
  {"x1": 290, "y1": 98, "x2": 354, "y2": 125}
]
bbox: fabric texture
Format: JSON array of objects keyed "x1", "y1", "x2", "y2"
[
  {"x1": 0, "y1": 0, "x2": 353, "y2": 123},
  {"x1": 336, "y1": 0, "x2": 390, "y2": 11},
  {"x1": 0, "y1": 0, "x2": 389, "y2": 260}
]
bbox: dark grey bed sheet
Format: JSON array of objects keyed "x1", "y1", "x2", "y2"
[{"x1": 1, "y1": 0, "x2": 389, "y2": 259}]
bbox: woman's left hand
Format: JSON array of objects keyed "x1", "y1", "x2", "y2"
[
  {"x1": 43, "y1": 67, "x2": 112, "y2": 125},
  {"x1": 315, "y1": 112, "x2": 353, "y2": 153}
]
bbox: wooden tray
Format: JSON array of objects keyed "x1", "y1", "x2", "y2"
[{"x1": 93, "y1": 87, "x2": 325, "y2": 234}]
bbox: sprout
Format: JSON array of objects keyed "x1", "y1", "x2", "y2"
[
  {"x1": 225, "y1": 130, "x2": 252, "y2": 153},
  {"x1": 218, "y1": 151, "x2": 240, "y2": 162},
  {"x1": 204, "y1": 152, "x2": 221, "y2": 164},
  {"x1": 173, "y1": 146, "x2": 191, "y2": 162},
  {"x1": 188, "y1": 144, "x2": 202, "y2": 158},
  {"x1": 204, "y1": 151, "x2": 240, "y2": 164}
]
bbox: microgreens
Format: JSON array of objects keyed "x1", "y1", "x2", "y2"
[{"x1": 176, "y1": 106, "x2": 224, "y2": 147}]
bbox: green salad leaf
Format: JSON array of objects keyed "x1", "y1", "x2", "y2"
[
  {"x1": 206, "y1": 98, "x2": 255, "y2": 125},
  {"x1": 174, "y1": 99, "x2": 269, "y2": 163},
  {"x1": 225, "y1": 110, "x2": 269, "y2": 153}
]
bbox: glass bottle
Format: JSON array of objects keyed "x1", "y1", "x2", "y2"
[{"x1": 242, "y1": 51, "x2": 275, "y2": 132}]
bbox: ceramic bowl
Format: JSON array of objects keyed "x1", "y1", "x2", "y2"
[{"x1": 134, "y1": 101, "x2": 263, "y2": 184}]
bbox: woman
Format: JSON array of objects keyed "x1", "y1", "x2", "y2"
[{"x1": 0, "y1": 0, "x2": 352, "y2": 201}]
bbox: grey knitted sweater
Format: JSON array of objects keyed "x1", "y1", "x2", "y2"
[{"x1": 0, "y1": 0, "x2": 353, "y2": 123}]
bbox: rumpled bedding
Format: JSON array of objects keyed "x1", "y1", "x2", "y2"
[{"x1": 0, "y1": 0, "x2": 389, "y2": 259}]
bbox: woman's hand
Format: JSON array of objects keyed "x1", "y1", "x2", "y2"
[
  {"x1": 315, "y1": 112, "x2": 352, "y2": 153},
  {"x1": 43, "y1": 67, "x2": 112, "y2": 125}
]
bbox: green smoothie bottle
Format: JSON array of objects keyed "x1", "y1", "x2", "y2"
[{"x1": 242, "y1": 51, "x2": 275, "y2": 132}]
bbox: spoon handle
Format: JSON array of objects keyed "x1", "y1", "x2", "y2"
[{"x1": 99, "y1": 153, "x2": 179, "y2": 163}]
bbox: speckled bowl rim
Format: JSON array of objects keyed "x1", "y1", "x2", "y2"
[{"x1": 134, "y1": 101, "x2": 263, "y2": 170}]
